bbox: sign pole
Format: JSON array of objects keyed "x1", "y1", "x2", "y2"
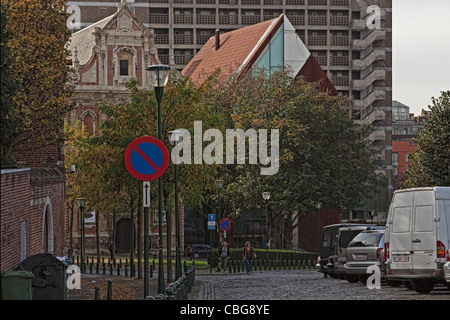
[{"x1": 143, "y1": 181, "x2": 150, "y2": 298}]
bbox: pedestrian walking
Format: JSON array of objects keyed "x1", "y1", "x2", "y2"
[
  {"x1": 242, "y1": 241, "x2": 256, "y2": 274},
  {"x1": 218, "y1": 241, "x2": 230, "y2": 273}
]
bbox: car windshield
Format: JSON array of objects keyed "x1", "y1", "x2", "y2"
[{"x1": 349, "y1": 232, "x2": 384, "y2": 247}]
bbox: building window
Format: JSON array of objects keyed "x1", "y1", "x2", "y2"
[
  {"x1": 120, "y1": 60, "x2": 129, "y2": 76},
  {"x1": 118, "y1": 51, "x2": 133, "y2": 77}
]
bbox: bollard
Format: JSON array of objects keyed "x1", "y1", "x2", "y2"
[
  {"x1": 107, "y1": 280, "x2": 112, "y2": 300},
  {"x1": 150, "y1": 264, "x2": 153, "y2": 278},
  {"x1": 110, "y1": 263, "x2": 113, "y2": 275},
  {"x1": 102, "y1": 262, "x2": 106, "y2": 274},
  {"x1": 94, "y1": 286, "x2": 100, "y2": 300},
  {"x1": 117, "y1": 264, "x2": 120, "y2": 276},
  {"x1": 125, "y1": 264, "x2": 128, "y2": 276}
]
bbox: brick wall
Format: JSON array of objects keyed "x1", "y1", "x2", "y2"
[
  {"x1": 1, "y1": 168, "x2": 66, "y2": 272},
  {"x1": 1, "y1": 169, "x2": 31, "y2": 271}
]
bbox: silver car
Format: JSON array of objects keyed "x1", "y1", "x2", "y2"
[
  {"x1": 344, "y1": 227, "x2": 386, "y2": 284},
  {"x1": 445, "y1": 259, "x2": 450, "y2": 286}
]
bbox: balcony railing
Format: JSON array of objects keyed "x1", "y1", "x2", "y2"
[
  {"x1": 308, "y1": 15, "x2": 327, "y2": 26},
  {"x1": 330, "y1": 16, "x2": 349, "y2": 26},
  {"x1": 197, "y1": 34, "x2": 211, "y2": 45},
  {"x1": 286, "y1": 0, "x2": 305, "y2": 4},
  {"x1": 174, "y1": 34, "x2": 193, "y2": 45},
  {"x1": 157, "y1": 54, "x2": 193, "y2": 66},
  {"x1": 197, "y1": 0, "x2": 216, "y2": 4},
  {"x1": 155, "y1": 34, "x2": 169, "y2": 45},
  {"x1": 174, "y1": 55, "x2": 194, "y2": 65},
  {"x1": 196, "y1": 14, "x2": 216, "y2": 25},
  {"x1": 308, "y1": 0, "x2": 327, "y2": 6},
  {"x1": 331, "y1": 55, "x2": 349, "y2": 66},
  {"x1": 174, "y1": 14, "x2": 193, "y2": 24},
  {"x1": 241, "y1": 0, "x2": 260, "y2": 4},
  {"x1": 242, "y1": 15, "x2": 261, "y2": 25},
  {"x1": 149, "y1": 13, "x2": 169, "y2": 24},
  {"x1": 315, "y1": 55, "x2": 328, "y2": 66},
  {"x1": 330, "y1": 36, "x2": 349, "y2": 46},
  {"x1": 264, "y1": 0, "x2": 283, "y2": 5},
  {"x1": 287, "y1": 15, "x2": 305, "y2": 25},
  {"x1": 331, "y1": 76, "x2": 349, "y2": 87},
  {"x1": 308, "y1": 36, "x2": 327, "y2": 46},
  {"x1": 330, "y1": 0, "x2": 349, "y2": 6},
  {"x1": 219, "y1": 15, "x2": 239, "y2": 24}
]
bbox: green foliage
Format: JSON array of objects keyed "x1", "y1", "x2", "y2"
[
  {"x1": 405, "y1": 91, "x2": 450, "y2": 187},
  {"x1": 1, "y1": 0, "x2": 74, "y2": 165},
  {"x1": 219, "y1": 69, "x2": 382, "y2": 220}
]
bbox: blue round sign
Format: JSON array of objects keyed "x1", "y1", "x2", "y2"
[
  {"x1": 124, "y1": 136, "x2": 169, "y2": 181},
  {"x1": 219, "y1": 218, "x2": 231, "y2": 231}
]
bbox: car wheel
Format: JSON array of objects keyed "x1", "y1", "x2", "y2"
[
  {"x1": 345, "y1": 275, "x2": 359, "y2": 283},
  {"x1": 410, "y1": 279, "x2": 435, "y2": 294},
  {"x1": 193, "y1": 252, "x2": 200, "y2": 259},
  {"x1": 358, "y1": 275, "x2": 369, "y2": 285},
  {"x1": 402, "y1": 280, "x2": 412, "y2": 290},
  {"x1": 386, "y1": 279, "x2": 402, "y2": 287}
]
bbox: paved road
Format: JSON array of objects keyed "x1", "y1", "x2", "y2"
[{"x1": 193, "y1": 269, "x2": 450, "y2": 300}]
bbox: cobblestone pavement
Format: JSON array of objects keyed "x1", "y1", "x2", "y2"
[{"x1": 193, "y1": 269, "x2": 450, "y2": 300}]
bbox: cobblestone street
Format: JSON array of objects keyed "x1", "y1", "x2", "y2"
[{"x1": 193, "y1": 269, "x2": 450, "y2": 300}]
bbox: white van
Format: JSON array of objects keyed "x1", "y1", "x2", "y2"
[{"x1": 385, "y1": 187, "x2": 450, "y2": 293}]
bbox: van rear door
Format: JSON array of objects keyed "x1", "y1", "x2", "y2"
[
  {"x1": 390, "y1": 191, "x2": 413, "y2": 269},
  {"x1": 411, "y1": 190, "x2": 436, "y2": 270}
]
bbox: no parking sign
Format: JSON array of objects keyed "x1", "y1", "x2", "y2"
[{"x1": 124, "y1": 136, "x2": 169, "y2": 181}]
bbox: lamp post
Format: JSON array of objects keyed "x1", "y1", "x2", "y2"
[
  {"x1": 169, "y1": 130, "x2": 184, "y2": 280},
  {"x1": 215, "y1": 179, "x2": 223, "y2": 242},
  {"x1": 77, "y1": 198, "x2": 85, "y2": 273},
  {"x1": 262, "y1": 192, "x2": 270, "y2": 267},
  {"x1": 316, "y1": 202, "x2": 322, "y2": 253},
  {"x1": 146, "y1": 64, "x2": 171, "y2": 294}
]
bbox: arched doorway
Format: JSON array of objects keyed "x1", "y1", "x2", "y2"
[
  {"x1": 115, "y1": 218, "x2": 134, "y2": 254},
  {"x1": 43, "y1": 197, "x2": 54, "y2": 253}
]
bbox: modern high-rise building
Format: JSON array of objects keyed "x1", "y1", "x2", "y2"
[{"x1": 68, "y1": 0, "x2": 393, "y2": 216}]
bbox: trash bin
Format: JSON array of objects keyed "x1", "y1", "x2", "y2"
[
  {"x1": 1, "y1": 270, "x2": 34, "y2": 300},
  {"x1": 17, "y1": 253, "x2": 67, "y2": 300}
]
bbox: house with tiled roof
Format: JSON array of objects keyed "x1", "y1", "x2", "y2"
[{"x1": 182, "y1": 14, "x2": 337, "y2": 96}]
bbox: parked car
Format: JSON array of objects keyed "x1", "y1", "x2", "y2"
[
  {"x1": 385, "y1": 187, "x2": 450, "y2": 293},
  {"x1": 334, "y1": 225, "x2": 375, "y2": 278},
  {"x1": 316, "y1": 223, "x2": 365, "y2": 278},
  {"x1": 184, "y1": 244, "x2": 210, "y2": 259},
  {"x1": 344, "y1": 227, "x2": 386, "y2": 284},
  {"x1": 444, "y1": 256, "x2": 450, "y2": 286}
]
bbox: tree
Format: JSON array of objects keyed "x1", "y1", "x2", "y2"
[
  {"x1": 1, "y1": 0, "x2": 74, "y2": 165},
  {"x1": 219, "y1": 69, "x2": 381, "y2": 248},
  {"x1": 67, "y1": 77, "x2": 223, "y2": 281},
  {"x1": 405, "y1": 91, "x2": 450, "y2": 188}
]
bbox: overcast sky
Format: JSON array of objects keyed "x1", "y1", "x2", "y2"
[{"x1": 393, "y1": 0, "x2": 450, "y2": 115}]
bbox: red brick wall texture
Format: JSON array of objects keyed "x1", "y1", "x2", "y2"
[{"x1": 1, "y1": 168, "x2": 66, "y2": 272}]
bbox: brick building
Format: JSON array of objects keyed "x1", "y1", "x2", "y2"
[
  {"x1": 1, "y1": 144, "x2": 66, "y2": 272},
  {"x1": 66, "y1": 1, "x2": 186, "y2": 256}
]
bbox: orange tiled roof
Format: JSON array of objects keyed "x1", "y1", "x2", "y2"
[{"x1": 182, "y1": 16, "x2": 283, "y2": 86}]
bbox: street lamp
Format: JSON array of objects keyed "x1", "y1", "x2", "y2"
[
  {"x1": 76, "y1": 198, "x2": 85, "y2": 273},
  {"x1": 215, "y1": 179, "x2": 223, "y2": 236},
  {"x1": 262, "y1": 192, "x2": 270, "y2": 267},
  {"x1": 168, "y1": 130, "x2": 184, "y2": 280},
  {"x1": 316, "y1": 202, "x2": 322, "y2": 253},
  {"x1": 146, "y1": 64, "x2": 171, "y2": 295}
]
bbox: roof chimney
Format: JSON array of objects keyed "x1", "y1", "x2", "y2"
[{"x1": 215, "y1": 29, "x2": 220, "y2": 50}]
